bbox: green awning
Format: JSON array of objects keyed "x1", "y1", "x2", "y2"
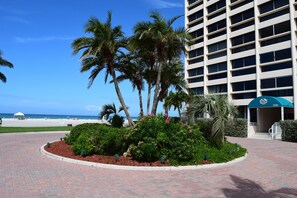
[{"x1": 248, "y1": 96, "x2": 294, "y2": 108}]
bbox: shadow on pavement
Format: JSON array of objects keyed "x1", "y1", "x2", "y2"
[{"x1": 222, "y1": 175, "x2": 297, "y2": 198}]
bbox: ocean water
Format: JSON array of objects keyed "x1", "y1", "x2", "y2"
[
  {"x1": 0, "y1": 113, "x2": 139, "y2": 120},
  {"x1": 0, "y1": 113, "x2": 98, "y2": 120}
]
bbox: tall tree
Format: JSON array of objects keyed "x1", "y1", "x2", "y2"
[
  {"x1": 159, "y1": 58, "x2": 186, "y2": 114},
  {"x1": 0, "y1": 50, "x2": 14, "y2": 83},
  {"x1": 129, "y1": 25, "x2": 156, "y2": 115},
  {"x1": 72, "y1": 11, "x2": 134, "y2": 125},
  {"x1": 133, "y1": 11, "x2": 188, "y2": 115},
  {"x1": 112, "y1": 53, "x2": 145, "y2": 114}
]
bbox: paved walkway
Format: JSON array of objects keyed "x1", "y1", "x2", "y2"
[{"x1": 0, "y1": 132, "x2": 297, "y2": 198}]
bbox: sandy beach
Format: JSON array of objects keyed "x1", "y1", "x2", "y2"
[{"x1": 1, "y1": 118, "x2": 107, "y2": 127}]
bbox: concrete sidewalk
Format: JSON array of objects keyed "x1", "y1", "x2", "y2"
[{"x1": 0, "y1": 133, "x2": 296, "y2": 197}]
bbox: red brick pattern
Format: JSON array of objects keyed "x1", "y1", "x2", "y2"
[{"x1": 0, "y1": 132, "x2": 297, "y2": 197}]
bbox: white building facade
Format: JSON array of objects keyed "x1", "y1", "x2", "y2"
[{"x1": 185, "y1": 0, "x2": 297, "y2": 135}]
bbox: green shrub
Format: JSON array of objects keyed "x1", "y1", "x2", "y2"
[
  {"x1": 125, "y1": 113, "x2": 207, "y2": 163},
  {"x1": 72, "y1": 132, "x2": 95, "y2": 156},
  {"x1": 111, "y1": 114, "x2": 124, "y2": 128},
  {"x1": 65, "y1": 123, "x2": 105, "y2": 144},
  {"x1": 66, "y1": 123, "x2": 125, "y2": 156},
  {"x1": 194, "y1": 118, "x2": 247, "y2": 138},
  {"x1": 280, "y1": 120, "x2": 297, "y2": 142},
  {"x1": 225, "y1": 119, "x2": 247, "y2": 138}
]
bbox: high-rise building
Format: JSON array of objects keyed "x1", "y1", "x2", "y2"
[{"x1": 185, "y1": 0, "x2": 297, "y2": 136}]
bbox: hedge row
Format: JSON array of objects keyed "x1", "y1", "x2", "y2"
[
  {"x1": 195, "y1": 118, "x2": 247, "y2": 139},
  {"x1": 280, "y1": 120, "x2": 297, "y2": 142}
]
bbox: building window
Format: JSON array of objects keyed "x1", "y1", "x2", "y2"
[
  {"x1": 188, "y1": 19, "x2": 203, "y2": 28},
  {"x1": 189, "y1": 47, "x2": 203, "y2": 58},
  {"x1": 207, "y1": 0, "x2": 225, "y2": 14},
  {"x1": 260, "y1": 34, "x2": 291, "y2": 47},
  {"x1": 208, "y1": 9, "x2": 225, "y2": 20},
  {"x1": 262, "y1": 89, "x2": 293, "y2": 97},
  {"x1": 261, "y1": 76, "x2": 292, "y2": 89},
  {"x1": 260, "y1": 48, "x2": 291, "y2": 64},
  {"x1": 208, "y1": 51, "x2": 227, "y2": 60},
  {"x1": 259, "y1": 0, "x2": 289, "y2": 14},
  {"x1": 208, "y1": 84, "x2": 227, "y2": 93},
  {"x1": 232, "y1": 92, "x2": 256, "y2": 99},
  {"x1": 188, "y1": 0, "x2": 197, "y2": 5},
  {"x1": 208, "y1": 30, "x2": 226, "y2": 40},
  {"x1": 232, "y1": 55, "x2": 256, "y2": 69},
  {"x1": 259, "y1": 21, "x2": 290, "y2": 39},
  {"x1": 207, "y1": 19, "x2": 226, "y2": 33},
  {"x1": 231, "y1": 32, "x2": 255, "y2": 46},
  {"x1": 231, "y1": 43, "x2": 255, "y2": 54},
  {"x1": 208, "y1": 40, "x2": 227, "y2": 53},
  {"x1": 231, "y1": 20, "x2": 254, "y2": 32},
  {"x1": 232, "y1": 80, "x2": 256, "y2": 91},
  {"x1": 188, "y1": 67, "x2": 203, "y2": 77},
  {"x1": 230, "y1": 0, "x2": 253, "y2": 10},
  {"x1": 208, "y1": 62, "x2": 227, "y2": 73},
  {"x1": 188, "y1": 57, "x2": 204, "y2": 65},
  {"x1": 232, "y1": 68, "x2": 256, "y2": 76},
  {"x1": 190, "y1": 29, "x2": 204, "y2": 39},
  {"x1": 188, "y1": 76, "x2": 204, "y2": 83},
  {"x1": 191, "y1": 87, "x2": 204, "y2": 95},
  {"x1": 188, "y1": 10, "x2": 203, "y2": 22},
  {"x1": 208, "y1": 72, "x2": 227, "y2": 80},
  {"x1": 261, "y1": 61, "x2": 292, "y2": 72},
  {"x1": 231, "y1": 8, "x2": 254, "y2": 25},
  {"x1": 259, "y1": 8, "x2": 289, "y2": 22}
]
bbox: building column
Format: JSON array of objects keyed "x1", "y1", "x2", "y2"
[
  {"x1": 289, "y1": 0, "x2": 297, "y2": 119},
  {"x1": 247, "y1": 107, "x2": 250, "y2": 137},
  {"x1": 281, "y1": 107, "x2": 284, "y2": 121}
]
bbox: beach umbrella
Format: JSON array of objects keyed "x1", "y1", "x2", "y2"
[{"x1": 14, "y1": 112, "x2": 25, "y2": 118}]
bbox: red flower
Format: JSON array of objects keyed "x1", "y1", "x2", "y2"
[
  {"x1": 165, "y1": 117, "x2": 170, "y2": 123},
  {"x1": 189, "y1": 129, "x2": 193, "y2": 133}
]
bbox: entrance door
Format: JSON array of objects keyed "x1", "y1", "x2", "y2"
[{"x1": 258, "y1": 108, "x2": 280, "y2": 132}]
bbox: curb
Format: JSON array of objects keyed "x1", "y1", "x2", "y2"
[{"x1": 40, "y1": 140, "x2": 248, "y2": 171}]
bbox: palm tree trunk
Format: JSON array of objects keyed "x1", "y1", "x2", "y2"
[
  {"x1": 138, "y1": 88, "x2": 143, "y2": 115},
  {"x1": 164, "y1": 106, "x2": 169, "y2": 115},
  {"x1": 111, "y1": 69, "x2": 134, "y2": 126},
  {"x1": 147, "y1": 83, "x2": 152, "y2": 115},
  {"x1": 178, "y1": 107, "x2": 181, "y2": 120},
  {"x1": 151, "y1": 62, "x2": 162, "y2": 115}
]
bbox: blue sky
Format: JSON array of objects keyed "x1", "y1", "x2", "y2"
[{"x1": 0, "y1": 0, "x2": 185, "y2": 117}]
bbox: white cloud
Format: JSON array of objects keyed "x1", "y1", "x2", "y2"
[
  {"x1": 85, "y1": 105, "x2": 101, "y2": 112},
  {"x1": 147, "y1": 0, "x2": 183, "y2": 8},
  {"x1": 14, "y1": 36, "x2": 74, "y2": 43}
]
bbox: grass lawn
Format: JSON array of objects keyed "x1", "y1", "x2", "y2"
[{"x1": 0, "y1": 126, "x2": 72, "y2": 133}]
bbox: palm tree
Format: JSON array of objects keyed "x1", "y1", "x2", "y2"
[
  {"x1": 129, "y1": 24, "x2": 157, "y2": 115},
  {"x1": 133, "y1": 11, "x2": 188, "y2": 115},
  {"x1": 72, "y1": 11, "x2": 134, "y2": 126},
  {"x1": 158, "y1": 58, "x2": 186, "y2": 114},
  {"x1": 0, "y1": 50, "x2": 14, "y2": 83},
  {"x1": 112, "y1": 53, "x2": 145, "y2": 114},
  {"x1": 164, "y1": 90, "x2": 189, "y2": 119},
  {"x1": 186, "y1": 95, "x2": 237, "y2": 147},
  {"x1": 99, "y1": 103, "x2": 124, "y2": 120}
]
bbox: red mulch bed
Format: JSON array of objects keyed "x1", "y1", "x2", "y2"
[{"x1": 44, "y1": 140, "x2": 169, "y2": 166}]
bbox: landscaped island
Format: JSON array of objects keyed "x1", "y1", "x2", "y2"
[{"x1": 45, "y1": 114, "x2": 246, "y2": 166}]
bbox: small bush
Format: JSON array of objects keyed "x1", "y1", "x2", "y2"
[
  {"x1": 126, "y1": 114, "x2": 207, "y2": 163},
  {"x1": 194, "y1": 118, "x2": 247, "y2": 138},
  {"x1": 111, "y1": 114, "x2": 124, "y2": 128},
  {"x1": 72, "y1": 132, "x2": 95, "y2": 156},
  {"x1": 66, "y1": 123, "x2": 125, "y2": 156},
  {"x1": 225, "y1": 119, "x2": 247, "y2": 138},
  {"x1": 65, "y1": 123, "x2": 104, "y2": 144},
  {"x1": 280, "y1": 120, "x2": 297, "y2": 142}
]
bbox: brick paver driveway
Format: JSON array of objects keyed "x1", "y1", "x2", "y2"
[{"x1": 0, "y1": 132, "x2": 297, "y2": 198}]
